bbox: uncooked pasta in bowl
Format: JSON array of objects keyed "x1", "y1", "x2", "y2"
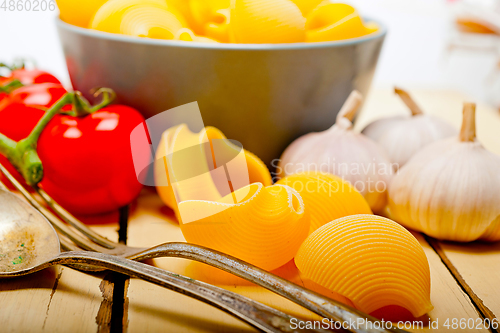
[{"x1": 56, "y1": 0, "x2": 379, "y2": 43}]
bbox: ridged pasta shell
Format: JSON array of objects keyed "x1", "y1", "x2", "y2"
[
  {"x1": 56, "y1": 0, "x2": 108, "y2": 28},
  {"x1": 91, "y1": 0, "x2": 187, "y2": 39},
  {"x1": 230, "y1": 0, "x2": 306, "y2": 43},
  {"x1": 190, "y1": 0, "x2": 231, "y2": 42},
  {"x1": 306, "y1": 3, "x2": 371, "y2": 42},
  {"x1": 295, "y1": 215, "x2": 433, "y2": 317},
  {"x1": 154, "y1": 124, "x2": 272, "y2": 213},
  {"x1": 289, "y1": 0, "x2": 323, "y2": 16},
  {"x1": 180, "y1": 183, "x2": 310, "y2": 271},
  {"x1": 277, "y1": 172, "x2": 372, "y2": 233},
  {"x1": 176, "y1": 28, "x2": 220, "y2": 43}
]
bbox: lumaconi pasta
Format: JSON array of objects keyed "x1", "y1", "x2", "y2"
[
  {"x1": 289, "y1": 0, "x2": 323, "y2": 16},
  {"x1": 277, "y1": 172, "x2": 372, "y2": 234},
  {"x1": 306, "y1": 3, "x2": 373, "y2": 42},
  {"x1": 230, "y1": 0, "x2": 306, "y2": 43},
  {"x1": 176, "y1": 28, "x2": 220, "y2": 43},
  {"x1": 154, "y1": 124, "x2": 272, "y2": 213},
  {"x1": 180, "y1": 183, "x2": 310, "y2": 271},
  {"x1": 295, "y1": 215, "x2": 433, "y2": 317},
  {"x1": 190, "y1": 0, "x2": 231, "y2": 42},
  {"x1": 91, "y1": 0, "x2": 187, "y2": 39},
  {"x1": 82, "y1": 0, "x2": 378, "y2": 43}
]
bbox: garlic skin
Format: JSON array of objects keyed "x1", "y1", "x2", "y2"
[
  {"x1": 278, "y1": 91, "x2": 393, "y2": 213},
  {"x1": 388, "y1": 103, "x2": 500, "y2": 242},
  {"x1": 362, "y1": 89, "x2": 457, "y2": 170}
]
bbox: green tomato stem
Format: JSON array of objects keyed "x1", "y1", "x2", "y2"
[
  {"x1": 0, "y1": 133, "x2": 16, "y2": 159},
  {"x1": 90, "y1": 88, "x2": 116, "y2": 112},
  {"x1": 24, "y1": 93, "x2": 74, "y2": 145},
  {"x1": 0, "y1": 93, "x2": 74, "y2": 186},
  {"x1": 0, "y1": 88, "x2": 116, "y2": 186},
  {"x1": 0, "y1": 79, "x2": 23, "y2": 93}
]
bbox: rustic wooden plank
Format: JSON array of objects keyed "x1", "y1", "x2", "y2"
[
  {"x1": 0, "y1": 267, "x2": 108, "y2": 333},
  {"x1": 412, "y1": 234, "x2": 487, "y2": 332},
  {"x1": 434, "y1": 240, "x2": 500, "y2": 331}
]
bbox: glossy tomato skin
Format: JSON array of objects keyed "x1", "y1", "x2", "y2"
[
  {"x1": 37, "y1": 105, "x2": 146, "y2": 215},
  {"x1": 10, "y1": 69, "x2": 61, "y2": 85},
  {"x1": 0, "y1": 83, "x2": 68, "y2": 110}
]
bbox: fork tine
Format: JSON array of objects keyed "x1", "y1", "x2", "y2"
[
  {"x1": 59, "y1": 232, "x2": 81, "y2": 252},
  {"x1": 36, "y1": 187, "x2": 117, "y2": 249},
  {"x1": 0, "y1": 163, "x2": 109, "y2": 252}
]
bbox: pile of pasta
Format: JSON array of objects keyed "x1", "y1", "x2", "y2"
[
  {"x1": 58, "y1": 0, "x2": 379, "y2": 43},
  {"x1": 153, "y1": 124, "x2": 433, "y2": 320}
]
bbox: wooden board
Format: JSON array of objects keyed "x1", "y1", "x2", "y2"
[{"x1": 1, "y1": 88, "x2": 499, "y2": 333}]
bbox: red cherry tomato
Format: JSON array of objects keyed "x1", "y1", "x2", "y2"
[
  {"x1": 0, "y1": 83, "x2": 69, "y2": 110},
  {"x1": 37, "y1": 105, "x2": 146, "y2": 215},
  {"x1": 10, "y1": 69, "x2": 61, "y2": 85},
  {"x1": 0, "y1": 103, "x2": 145, "y2": 215}
]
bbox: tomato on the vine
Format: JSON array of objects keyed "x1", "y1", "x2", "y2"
[
  {"x1": 0, "y1": 83, "x2": 69, "y2": 110},
  {"x1": 10, "y1": 68, "x2": 61, "y2": 85},
  {"x1": 0, "y1": 92, "x2": 147, "y2": 216}
]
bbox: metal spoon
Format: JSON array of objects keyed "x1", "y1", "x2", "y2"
[{"x1": 0, "y1": 188, "x2": 330, "y2": 333}]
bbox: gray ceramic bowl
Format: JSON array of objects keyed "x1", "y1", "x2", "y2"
[{"x1": 57, "y1": 18, "x2": 386, "y2": 166}]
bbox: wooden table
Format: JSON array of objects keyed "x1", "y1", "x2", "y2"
[{"x1": 1, "y1": 89, "x2": 499, "y2": 333}]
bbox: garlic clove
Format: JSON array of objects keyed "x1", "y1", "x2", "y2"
[
  {"x1": 388, "y1": 103, "x2": 500, "y2": 242},
  {"x1": 278, "y1": 91, "x2": 393, "y2": 213},
  {"x1": 362, "y1": 88, "x2": 457, "y2": 170}
]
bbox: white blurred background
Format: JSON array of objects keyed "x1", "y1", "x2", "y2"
[{"x1": 1, "y1": 0, "x2": 500, "y2": 107}]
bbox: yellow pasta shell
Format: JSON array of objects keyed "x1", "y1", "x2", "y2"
[
  {"x1": 154, "y1": 124, "x2": 272, "y2": 212},
  {"x1": 295, "y1": 215, "x2": 433, "y2": 317},
  {"x1": 56, "y1": 0, "x2": 108, "y2": 28},
  {"x1": 289, "y1": 0, "x2": 323, "y2": 16},
  {"x1": 306, "y1": 3, "x2": 370, "y2": 42},
  {"x1": 230, "y1": 0, "x2": 306, "y2": 43},
  {"x1": 277, "y1": 172, "x2": 372, "y2": 233},
  {"x1": 180, "y1": 183, "x2": 310, "y2": 270},
  {"x1": 190, "y1": 0, "x2": 231, "y2": 42},
  {"x1": 91, "y1": 0, "x2": 187, "y2": 39},
  {"x1": 176, "y1": 28, "x2": 221, "y2": 43}
]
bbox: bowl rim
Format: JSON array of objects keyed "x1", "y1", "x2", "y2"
[{"x1": 56, "y1": 17, "x2": 387, "y2": 51}]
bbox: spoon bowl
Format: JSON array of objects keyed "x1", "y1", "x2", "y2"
[{"x1": 0, "y1": 189, "x2": 60, "y2": 274}]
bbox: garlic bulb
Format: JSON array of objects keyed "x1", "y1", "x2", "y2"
[
  {"x1": 388, "y1": 103, "x2": 500, "y2": 242},
  {"x1": 362, "y1": 88, "x2": 457, "y2": 170},
  {"x1": 278, "y1": 91, "x2": 393, "y2": 213}
]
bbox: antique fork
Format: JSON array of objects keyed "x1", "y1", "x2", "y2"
[{"x1": 0, "y1": 163, "x2": 403, "y2": 333}]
